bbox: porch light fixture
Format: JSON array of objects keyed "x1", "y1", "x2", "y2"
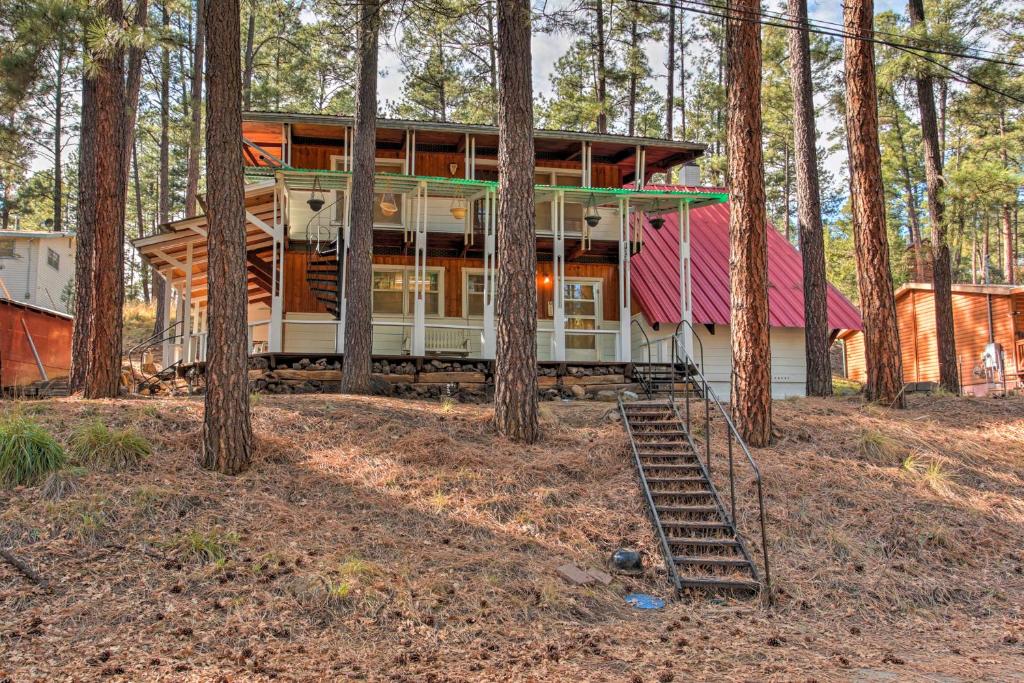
[
  {"x1": 307, "y1": 175, "x2": 325, "y2": 212},
  {"x1": 649, "y1": 215, "x2": 666, "y2": 230},
  {"x1": 584, "y1": 193, "x2": 601, "y2": 228},
  {"x1": 450, "y1": 201, "x2": 467, "y2": 220}
]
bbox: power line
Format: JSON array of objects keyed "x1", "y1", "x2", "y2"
[{"x1": 632, "y1": 0, "x2": 1024, "y2": 69}]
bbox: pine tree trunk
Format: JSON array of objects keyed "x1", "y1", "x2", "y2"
[
  {"x1": 787, "y1": 0, "x2": 831, "y2": 397},
  {"x1": 83, "y1": 0, "x2": 128, "y2": 399},
  {"x1": 133, "y1": 142, "x2": 148, "y2": 302},
  {"x1": 154, "y1": 0, "x2": 171, "y2": 334},
  {"x1": 201, "y1": 0, "x2": 252, "y2": 475},
  {"x1": 185, "y1": 0, "x2": 206, "y2": 217},
  {"x1": 495, "y1": 0, "x2": 539, "y2": 443},
  {"x1": 242, "y1": 0, "x2": 256, "y2": 111},
  {"x1": 679, "y1": 29, "x2": 686, "y2": 140},
  {"x1": 843, "y1": 0, "x2": 904, "y2": 407},
  {"x1": 627, "y1": 3, "x2": 638, "y2": 137},
  {"x1": 70, "y1": 71, "x2": 97, "y2": 392},
  {"x1": 890, "y1": 99, "x2": 925, "y2": 281},
  {"x1": 665, "y1": 1, "x2": 675, "y2": 138},
  {"x1": 340, "y1": 0, "x2": 380, "y2": 395},
  {"x1": 908, "y1": 0, "x2": 957, "y2": 394},
  {"x1": 726, "y1": 0, "x2": 771, "y2": 446},
  {"x1": 595, "y1": 0, "x2": 608, "y2": 134},
  {"x1": 53, "y1": 43, "x2": 64, "y2": 233}
]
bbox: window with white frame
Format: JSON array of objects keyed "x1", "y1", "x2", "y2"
[
  {"x1": 47, "y1": 248, "x2": 60, "y2": 270},
  {"x1": 372, "y1": 266, "x2": 442, "y2": 316},
  {"x1": 464, "y1": 270, "x2": 485, "y2": 317},
  {"x1": 564, "y1": 280, "x2": 600, "y2": 351}
]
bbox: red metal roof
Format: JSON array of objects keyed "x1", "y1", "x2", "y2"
[{"x1": 631, "y1": 186, "x2": 862, "y2": 330}]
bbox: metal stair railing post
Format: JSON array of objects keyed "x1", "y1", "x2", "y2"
[
  {"x1": 674, "y1": 320, "x2": 709, "y2": 474},
  {"x1": 629, "y1": 319, "x2": 654, "y2": 399},
  {"x1": 618, "y1": 395, "x2": 683, "y2": 594},
  {"x1": 669, "y1": 330, "x2": 771, "y2": 597}
]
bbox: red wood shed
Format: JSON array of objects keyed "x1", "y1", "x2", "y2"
[{"x1": 0, "y1": 298, "x2": 73, "y2": 388}]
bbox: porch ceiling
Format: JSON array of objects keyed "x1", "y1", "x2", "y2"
[{"x1": 254, "y1": 167, "x2": 728, "y2": 211}]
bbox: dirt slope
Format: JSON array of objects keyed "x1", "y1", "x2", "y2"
[{"x1": 1, "y1": 394, "x2": 1022, "y2": 681}]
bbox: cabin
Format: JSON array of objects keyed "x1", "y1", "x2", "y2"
[
  {"x1": 839, "y1": 283, "x2": 1024, "y2": 396},
  {"x1": 134, "y1": 113, "x2": 721, "y2": 370},
  {"x1": 0, "y1": 297, "x2": 73, "y2": 389},
  {"x1": 629, "y1": 193, "x2": 862, "y2": 398},
  {"x1": 0, "y1": 230, "x2": 76, "y2": 314}
]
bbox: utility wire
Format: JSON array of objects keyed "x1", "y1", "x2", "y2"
[{"x1": 630, "y1": 0, "x2": 1024, "y2": 68}]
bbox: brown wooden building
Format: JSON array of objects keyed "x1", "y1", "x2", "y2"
[
  {"x1": 0, "y1": 298, "x2": 73, "y2": 387},
  {"x1": 840, "y1": 283, "x2": 1024, "y2": 395}
]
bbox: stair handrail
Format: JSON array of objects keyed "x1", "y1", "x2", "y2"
[
  {"x1": 618, "y1": 394, "x2": 683, "y2": 594},
  {"x1": 674, "y1": 319, "x2": 708, "y2": 467},
  {"x1": 123, "y1": 320, "x2": 185, "y2": 389},
  {"x1": 629, "y1": 319, "x2": 654, "y2": 399},
  {"x1": 669, "y1": 330, "x2": 771, "y2": 597},
  {"x1": 304, "y1": 193, "x2": 346, "y2": 256}
]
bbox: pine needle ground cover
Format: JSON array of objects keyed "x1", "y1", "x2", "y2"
[{"x1": 0, "y1": 395, "x2": 1021, "y2": 680}]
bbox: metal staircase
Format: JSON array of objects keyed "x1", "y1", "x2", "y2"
[{"x1": 620, "y1": 323, "x2": 770, "y2": 598}]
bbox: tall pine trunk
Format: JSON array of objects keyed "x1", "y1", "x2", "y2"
[
  {"x1": 595, "y1": 0, "x2": 608, "y2": 134},
  {"x1": 665, "y1": 0, "x2": 675, "y2": 138},
  {"x1": 153, "y1": 1, "x2": 171, "y2": 335},
  {"x1": 53, "y1": 43, "x2": 64, "y2": 233},
  {"x1": 70, "y1": 69, "x2": 97, "y2": 392},
  {"x1": 843, "y1": 0, "x2": 904, "y2": 407},
  {"x1": 185, "y1": 0, "x2": 205, "y2": 217},
  {"x1": 201, "y1": 0, "x2": 252, "y2": 474},
  {"x1": 242, "y1": 0, "x2": 256, "y2": 111},
  {"x1": 340, "y1": 0, "x2": 380, "y2": 394},
  {"x1": 83, "y1": 0, "x2": 128, "y2": 399},
  {"x1": 495, "y1": 0, "x2": 539, "y2": 443},
  {"x1": 726, "y1": 0, "x2": 771, "y2": 446},
  {"x1": 889, "y1": 93, "x2": 925, "y2": 280},
  {"x1": 787, "y1": 0, "x2": 831, "y2": 397},
  {"x1": 908, "y1": 0, "x2": 957, "y2": 394}
]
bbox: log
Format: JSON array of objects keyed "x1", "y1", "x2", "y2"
[
  {"x1": 416, "y1": 371, "x2": 486, "y2": 383},
  {"x1": 271, "y1": 369, "x2": 343, "y2": 381},
  {"x1": 574, "y1": 374, "x2": 625, "y2": 385},
  {"x1": 372, "y1": 373, "x2": 415, "y2": 384},
  {"x1": 537, "y1": 376, "x2": 559, "y2": 388},
  {"x1": 0, "y1": 548, "x2": 48, "y2": 588}
]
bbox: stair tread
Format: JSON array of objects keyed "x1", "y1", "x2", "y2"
[
  {"x1": 651, "y1": 490, "x2": 713, "y2": 497},
  {"x1": 656, "y1": 504, "x2": 719, "y2": 513},
  {"x1": 677, "y1": 577, "x2": 761, "y2": 591},
  {"x1": 660, "y1": 520, "x2": 729, "y2": 529},
  {"x1": 673, "y1": 556, "x2": 752, "y2": 567},
  {"x1": 668, "y1": 537, "x2": 740, "y2": 547},
  {"x1": 642, "y1": 476, "x2": 706, "y2": 483}
]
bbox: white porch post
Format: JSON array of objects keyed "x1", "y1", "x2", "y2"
[
  {"x1": 412, "y1": 182, "x2": 427, "y2": 356},
  {"x1": 161, "y1": 272, "x2": 172, "y2": 362},
  {"x1": 678, "y1": 198, "x2": 693, "y2": 363},
  {"x1": 336, "y1": 176, "x2": 351, "y2": 353},
  {"x1": 618, "y1": 198, "x2": 632, "y2": 362},
  {"x1": 181, "y1": 242, "x2": 194, "y2": 362},
  {"x1": 482, "y1": 189, "x2": 496, "y2": 358},
  {"x1": 269, "y1": 180, "x2": 285, "y2": 352},
  {"x1": 552, "y1": 191, "x2": 566, "y2": 361}
]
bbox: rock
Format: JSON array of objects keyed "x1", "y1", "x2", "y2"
[
  {"x1": 556, "y1": 563, "x2": 596, "y2": 586},
  {"x1": 603, "y1": 409, "x2": 622, "y2": 422},
  {"x1": 595, "y1": 390, "x2": 619, "y2": 402},
  {"x1": 621, "y1": 390, "x2": 639, "y2": 401},
  {"x1": 369, "y1": 376, "x2": 393, "y2": 396},
  {"x1": 570, "y1": 384, "x2": 586, "y2": 399},
  {"x1": 586, "y1": 568, "x2": 614, "y2": 586}
]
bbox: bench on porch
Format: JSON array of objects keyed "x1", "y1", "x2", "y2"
[{"x1": 402, "y1": 327, "x2": 472, "y2": 357}]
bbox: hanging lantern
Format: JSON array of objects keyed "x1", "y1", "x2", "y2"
[
  {"x1": 450, "y1": 186, "x2": 467, "y2": 220},
  {"x1": 307, "y1": 175, "x2": 325, "y2": 212},
  {"x1": 584, "y1": 193, "x2": 601, "y2": 228},
  {"x1": 649, "y1": 214, "x2": 666, "y2": 230},
  {"x1": 379, "y1": 177, "x2": 398, "y2": 216}
]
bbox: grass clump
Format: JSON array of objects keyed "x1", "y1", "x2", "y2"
[
  {"x1": 69, "y1": 421, "x2": 152, "y2": 471},
  {"x1": 0, "y1": 415, "x2": 67, "y2": 487},
  {"x1": 857, "y1": 429, "x2": 906, "y2": 466},
  {"x1": 41, "y1": 466, "x2": 88, "y2": 501},
  {"x1": 175, "y1": 528, "x2": 238, "y2": 565}
]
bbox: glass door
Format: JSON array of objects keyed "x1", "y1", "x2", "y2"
[{"x1": 564, "y1": 280, "x2": 600, "y2": 361}]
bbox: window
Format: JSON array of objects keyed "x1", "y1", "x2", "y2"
[
  {"x1": 564, "y1": 281, "x2": 599, "y2": 351},
  {"x1": 47, "y1": 248, "x2": 60, "y2": 270},
  {"x1": 372, "y1": 267, "x2": 442, "y2": 316},
  {"x1": 465, "y1": 271, "x2": 485, "y2": 317},
  {"x1": 0, "y1": 239, "x2": 14, "y2": 258}
]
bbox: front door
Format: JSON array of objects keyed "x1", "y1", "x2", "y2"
[{"x1": 564, "y1": 280, "x2": 601, "y2": 361}]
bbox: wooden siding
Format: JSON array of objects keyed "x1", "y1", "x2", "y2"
[
  {"x1": 284, "y1": 247, "x2": 619, "y2": 322},
  {"x1": 843, "y1": 288, "x2": 1022, "y2": 386},
  {"x1": 288, "y1": 143, "x2": 622, "y2": 187},
  {"x1": 0, "y1": 300, "x2": 72, "y2": 387},
  {"x1": 242, "y1": 121, "x2": 285, "y2": 166}
]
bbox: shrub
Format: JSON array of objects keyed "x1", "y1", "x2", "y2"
[
  {"x1": 175, "y1": 528, "x2": 238, "y2": 565},
  {"x1": 70, "y1": 421, "x2": 152, "y2": 471},
  {"x1": 0, "y1": 415, "x2": 67, "y2": 487}
]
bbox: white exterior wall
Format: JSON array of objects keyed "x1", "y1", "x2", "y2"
[
  {"x1": 0, "y1": 234, "x2": 75, "y2": 314},
  {"x1": 631, "y1": 314, "x2": 807, "y2": 399}
]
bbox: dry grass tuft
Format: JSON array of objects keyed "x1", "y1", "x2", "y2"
[{"x1": 69, "y1": 421, "x2": 151, "y2": 471}]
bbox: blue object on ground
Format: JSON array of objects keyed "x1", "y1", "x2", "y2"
[{"x1": 624, "y1": 593, "x2": 665, "y2": 610}]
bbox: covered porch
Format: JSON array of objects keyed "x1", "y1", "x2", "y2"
[{"x1": 133, "y1": 171, "x2": 725, "y2": 367}]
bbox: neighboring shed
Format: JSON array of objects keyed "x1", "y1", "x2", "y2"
[
  {"x1": 839, "y1": 283, "x2": 1024, "y2": 395},
  {"x1": 629, "y1": 189, "x2": 862, "y2": 398},
  {"x1": 0, "y1": 298, "x2": 73, "y2": 387}
]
